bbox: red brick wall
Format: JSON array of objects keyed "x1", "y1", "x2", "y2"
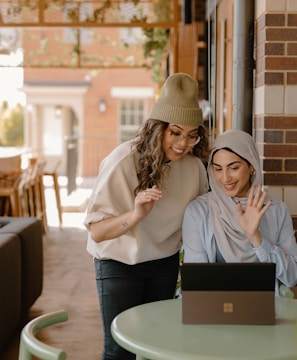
[
  {"x1": 255, "y1": 13, "x2": 297, "y2": 88},
  {"x1": 255, "y1": 11, "x2": 297, "y2": 187},
  {"x1": 254, "y1": 9, "x2": 297, "y2": 236}
]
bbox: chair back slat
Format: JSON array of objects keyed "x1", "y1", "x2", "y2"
[{"x1": 18, "y1": 310, "x2": 68, "y2": 360}]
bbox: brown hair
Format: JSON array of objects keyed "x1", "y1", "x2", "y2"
[{"x1": 132, "y1": 119, "x2": 210, "y2": 195}]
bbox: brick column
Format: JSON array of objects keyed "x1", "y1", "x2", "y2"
[{"x1": 254, "y1": 0, "x2": 297, "y2": 234}]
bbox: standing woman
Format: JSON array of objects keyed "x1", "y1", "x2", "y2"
[
  {"x1": 84, "y1": 73, "x2": 210, "y2": 360},
  {"x1": 182, "y1": 129, "x2": 297, "y2": 296}
]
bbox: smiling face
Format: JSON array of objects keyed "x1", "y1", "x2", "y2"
[
  {"x1": 162, "y1": 124, "x2": 200, "y2": 161},
  {"x1": 212, "y1": 149, "x2": 254, "y2": 198}
]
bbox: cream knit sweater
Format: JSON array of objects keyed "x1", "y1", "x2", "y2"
[{"x1": 84, "y1": 141, "x2": 208, "y2": 265}]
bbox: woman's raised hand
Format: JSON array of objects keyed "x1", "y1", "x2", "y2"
[
  {"x1": 134, "y1": 185, "x2": 162, "y2": 219},
  {"x1": 237, "y1": 185, "x2": 272, "y2": 247}
]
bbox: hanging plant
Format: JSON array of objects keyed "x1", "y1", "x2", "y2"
[
  {"x1": 1, "y1": 0, "x2": 173, "y2": 81},
  {"x1": 142, "y1": 27, "x2": 169, "y2": 84},
  {"x1": 141, "y1": 0, "x2": 171, "y2": 84}
]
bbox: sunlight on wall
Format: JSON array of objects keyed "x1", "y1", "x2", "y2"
[{"x1": 0, "y1": 50, "x2": 26, "y2": 107}]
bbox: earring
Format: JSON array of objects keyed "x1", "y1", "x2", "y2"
[{"x1": 250, "y1": 170, "x2": 256, "y2": 176}]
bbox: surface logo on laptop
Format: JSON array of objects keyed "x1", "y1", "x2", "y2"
[{"x1": 223, "y1": 303, "x2": 233, "y2": 313}]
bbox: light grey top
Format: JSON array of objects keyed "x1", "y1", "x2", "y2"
[
  {"x1": 182, "y1": 129, "x2": 297, "y2": 297},
  {"x1": 182, "y1": 194, "x2": 297, "y2": 295}
]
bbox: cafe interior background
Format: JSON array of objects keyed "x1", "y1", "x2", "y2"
[{"x1": 1, "y1": 0, "x2": 297, "y2": 357}]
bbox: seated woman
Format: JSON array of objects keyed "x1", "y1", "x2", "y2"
[{"x1": 182, "y1": 129, "x2": 297, "y2": 296}]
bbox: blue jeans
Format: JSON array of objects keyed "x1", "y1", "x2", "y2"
[{"x1": 94, "y1": 252, "x2": 179, "y2": 360}]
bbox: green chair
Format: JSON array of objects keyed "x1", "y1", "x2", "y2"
[{"x1": 18, "y1": 310, "x2": 68, "y2": 360}]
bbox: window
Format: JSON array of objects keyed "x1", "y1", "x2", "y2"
[
  {"x1": 120, "y1": 99, "x2": 145, "y2": 142},
  {"x1": 111, "y1": 86, "x2": 154, "y2": 142}
]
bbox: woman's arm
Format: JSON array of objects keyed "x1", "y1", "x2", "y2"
[
  {"x1": 182, "y1": 199, "x2": 210, "y2": 263},
  {"x1": 89, "y1": 185, "x2": 162, "y2": 243},
  {"x1": 90, "y1": 210, "x2": 140, "y2": 242},
  {"x1": 255, "y1": 204, "x2": 297, "y2": 287}
]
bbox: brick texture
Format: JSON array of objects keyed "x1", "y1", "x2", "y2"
[
  {"x1": 288, "y1": 14, "x2": 297, "y2": 26},
  {"x1": 266, "y1": 28, "x2": 297, "y2": 41},
  {"x1": 266, "y1": 57, "x2": 297, "y2": 70},
  {"x1": 256, "y1": 119, "x2": 297, "y2": 186},
  {"x1": 255, "y1": 12, "x2": 297, "y2": 89},
  {"x1": 286, "y1": 131, "x2": 297, "y2": 143},
  {"x1": 263, "y1": 159, "x2": 282, "y2": 171},
  {"x1": 264, "y1": 72, "x2": 284, "y2": 84},
  {"x1": 265, "y1": 14, "x2": 285, "y2": 27},
  {"x1": 287, "y1": 72, "x2": 297, "y2": 84},
  {"x1": 285, "y1": 159, "x2": 297, "y2": 171},
  {"x1": 255, "y1": 8, "x2": 297, "y2": 224},
  {"x1": 264, "y1": 130, "x2": 283, "y2": 143},
  {"x1": 288, "y1": 43, "x2": 297, "y2": 55},
  {"x1": 263, "y1": 117, "x2": 297, "y2": 129},
  {"x1": 264, "y1": 174, "x2": 297, "y2": 186},
  {"x1": 264, "y1": 144, "x2": 297, "y2": 158},
  {"x1": 265, "y1": 43, "x2": 285, "y2": 56}
]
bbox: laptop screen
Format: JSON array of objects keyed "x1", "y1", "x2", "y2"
[{"x1": 181, "y1": 262, "x2": 276, "y2": 291}]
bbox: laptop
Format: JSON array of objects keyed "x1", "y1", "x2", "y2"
[{"x1": 181, "y1": 262, "x2": 276, "y2": 325}]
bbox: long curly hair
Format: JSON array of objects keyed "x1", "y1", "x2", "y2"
[{"x1": 132, "y1": 119, "x2": 210, "y2": 195}]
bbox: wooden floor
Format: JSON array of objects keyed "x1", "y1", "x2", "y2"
[{"x1": 0, "y1": 213, "x2": 103, "y2": 359}]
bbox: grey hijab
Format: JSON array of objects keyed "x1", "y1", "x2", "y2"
[{"x1": 207, "y1": 129, "x2": 263, "y2": 262}]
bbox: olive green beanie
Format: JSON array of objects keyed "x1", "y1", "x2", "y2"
[{"x1": 149, "y1": 72, "x2": 203, "y2": 127}]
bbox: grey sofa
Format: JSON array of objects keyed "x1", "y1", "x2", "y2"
[{"x1": 0, "y1": 217, "x2": 43, "y2": 353}]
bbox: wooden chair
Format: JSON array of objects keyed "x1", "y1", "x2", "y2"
[
  {"x1": 44, "y1": 160, "x2": 63, "y2": 227},
  {"x1": 18, "y1": 166, "x2": 34, "y2": 217},
  {"x1": 18, "y1": 310, "x2": 68, "y2": 360},
  {"x1": 32, "y1": 160, "x2": 48, "y2": 233},
  {"x1": 0, "y1": 154, "x2": 22, "y2": 173},
  {"x1": 18, "y1": 160, "x2": 48, "y2": 233},
  {"x1": 0, "y1": 170, "x2": 22, "y2": 216}
]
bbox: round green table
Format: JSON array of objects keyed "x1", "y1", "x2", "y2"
[{"x1": 111, "y1": 298, "x2": 297, "y2": 360}]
